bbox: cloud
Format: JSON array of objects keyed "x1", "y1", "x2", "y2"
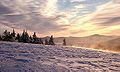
[
  {"x1": 70, "y1": 0, "x2": 85, "y2": 3},
  {"x1": 40, "y1": 0, "x2": 58, "y2": 17},
  {"x1": 89, "y1": 1, "x2": 120, "y2": 26},
  {"x1": 0, "y1": 0, "x2": 68, "y2": 35},
  {"x1": 0, "y1": 3, "x2": 14, "y2": 15},
  {"x1": 79, "y1": 0, "x2": 120, "y2": 36},
  {"x1": 0, "y1": 0, "x2": 120, "y2": 37},
  {"x1": 59, "y1": 0, "x2": 120, "y2": 36}
]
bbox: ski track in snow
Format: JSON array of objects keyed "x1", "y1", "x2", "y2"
[{"x1": 0, "y1": 41, "x2": 120, "y2": 72}]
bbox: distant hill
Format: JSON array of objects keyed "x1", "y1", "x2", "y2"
[{"x1": 54, "y1": 34, "x2": 119, "y2": 48}]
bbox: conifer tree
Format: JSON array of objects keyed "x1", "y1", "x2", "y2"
[
  {"x1": 33, "y1": 32, "x2": 37, "y2": 43},
  {"x1": 24, "y1": 31, "x2": 30, "y2": 43},
  {"x1": 21, "y1": 30, "x2": 30, "y2": 43},
  {"x1": 2, "y1": 30, "x2": 10, "y2": 41},
  {"x1": 63, "y1": 39, "x2": 66, "y2": 46},
  {"x1": 3, "y1": 31, "x2": 13, "y2": 41},
  {"x1": 49, "y1": 35, "x2": 55, "y2": 45},
  {"x1": 33, "y1": 32, "x2": 37, "y2": 38},
  {"x1": 39, "y1": 38, "x2": 43, "y2": 44},
  {"x1": 6, "y1": 32, "x2": 11, "y2": 41},
  {"x1": 29, "y1": 36, "x2": 33, "y2": 43},
  {"x1": 16, "y1": 33, "x2": 21, "y2": 42},
  {"x1": 11, "y1": 29, "x2": 16, "y2": 37},
  {"x1": 2, "y1": 30, "x2": 8, "y2": 38},
  {"x1": 45, "y1": 38, "x2": 49, "y2": 45},
  {"x1": 0, "y1": 35, "x2": 2, "y2": 40},
  {"x1": 21, "y1": 30, "x2": 25, "y2": 42}
]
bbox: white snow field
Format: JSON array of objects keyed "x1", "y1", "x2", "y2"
[{"x1": 0, "y1": 41, "x2": 120, "y2": 72}]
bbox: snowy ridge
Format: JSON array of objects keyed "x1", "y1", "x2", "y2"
[{"x1": 0, "y1": 41, "x2": 120, "y2": 72}]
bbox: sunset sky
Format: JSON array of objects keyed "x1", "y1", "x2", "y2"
[{"x1": 0, "y1": 0, "x2": 120, "y2": 37}]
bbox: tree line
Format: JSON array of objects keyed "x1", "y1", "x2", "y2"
[{"x1": 0, "y1": 29, "x2": 66, "y2": 46}]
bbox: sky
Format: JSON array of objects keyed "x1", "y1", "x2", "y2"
[{"x1": 0, "y1": 0, "x2": 120, "y2": 37}]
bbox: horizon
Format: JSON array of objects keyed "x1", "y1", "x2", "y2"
[
  {"x1": 0, "y1": 29, "x2": 120, "y2": 38},
  {"x1": 0, "y1": 0, "x2": 120, "y2": 37}
]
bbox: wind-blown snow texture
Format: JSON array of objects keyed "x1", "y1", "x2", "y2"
[{"x1": 0, "y1": 41, "x2": 120, "y2": 72}]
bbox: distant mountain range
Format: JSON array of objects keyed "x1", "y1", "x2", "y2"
[{"x1": 54, "y1": 34, "x2": 120, "y2": 51}]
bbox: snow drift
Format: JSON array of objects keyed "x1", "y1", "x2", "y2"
[{"x1": 0, "y1": 41, "x2": 120, "y2": 72}]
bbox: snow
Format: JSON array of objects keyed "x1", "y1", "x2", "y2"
[{"x1": 0, "y1": 41, "x2": 120, "y2": 72}]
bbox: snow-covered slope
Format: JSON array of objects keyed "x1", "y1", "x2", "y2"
[{"x1": 0, "y1": 41, "x2": 120, "y2": 72}]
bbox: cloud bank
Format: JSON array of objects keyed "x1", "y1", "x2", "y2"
[{"x1": 0, "y1": 0, "x2": 120, "y2": 37}]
